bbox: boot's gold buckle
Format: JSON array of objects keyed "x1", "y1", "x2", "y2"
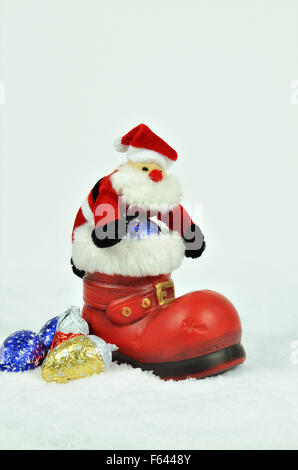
[{"x1": 155, "y1": 280, "x2": 175, "y2": 306}]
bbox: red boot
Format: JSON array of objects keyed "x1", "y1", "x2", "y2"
[{"x1": 82, "y1": 272, "x2": 246, "y2": 380}]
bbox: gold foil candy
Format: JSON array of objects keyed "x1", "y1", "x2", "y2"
[{"x1": 41, "y1": 335, "x2": 117, "y2": 384}]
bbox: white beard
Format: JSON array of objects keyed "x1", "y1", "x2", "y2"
[{"x1": 110, "y1": 164, "x2": 182, "y2": 212}]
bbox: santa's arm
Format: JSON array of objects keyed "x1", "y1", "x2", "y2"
[
  {"x1": 91, "y1": 174, "x2": 137, "y2": 248},
  {"x1": 71, "y1": 175, "x2": 134, "y2": 278},
  {"x1": 158, "y1": 204, "x2": 206, "y2": 258}
]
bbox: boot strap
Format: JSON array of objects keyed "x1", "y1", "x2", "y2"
[{"x1": 107, "y1": 280, "x2": 175, "y2": 326}]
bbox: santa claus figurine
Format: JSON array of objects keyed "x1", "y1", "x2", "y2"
[{"x1": 71, "y1": 124, "x2": 246, "y2": 380}]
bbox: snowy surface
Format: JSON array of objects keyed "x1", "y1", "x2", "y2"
[{"x1": 0, "y1": 266, "x2": 297, "y2": 450}]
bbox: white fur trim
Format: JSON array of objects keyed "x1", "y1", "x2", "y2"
[
  {"x1": 81, "y1": 197, "x2": 93, "y2": 222},
  {"x1": 72, "y1": 222, "x2": 185, "y2": 277},
  {"x1": 126, "y1": 147, "x2": 172, "y2": 169},
  {"x1": 111, "y1": 164, "x2": 182, "y2": 212}
]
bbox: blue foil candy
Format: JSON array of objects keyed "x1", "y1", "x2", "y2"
[
  {"x1": 127, "y1": 218, "x2": 161, "y2": 239},
  {"x1": 0, "y1": 330, "x2": 46, "y2": 372},
  {"x1": 39, "y1": 316, "x2": 59, "y2": 349}
]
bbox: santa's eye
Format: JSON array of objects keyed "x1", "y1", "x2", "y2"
[{"x1": 142, "y1": 167, "x2": 149, "y2": 171}]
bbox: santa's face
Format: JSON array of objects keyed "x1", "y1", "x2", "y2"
[
  {"x1": 127, "y1": 161, "x2": 165, "y2": 182},
  {"x1": 111, "y1": 161, "x2": 182, "y2": 211}
]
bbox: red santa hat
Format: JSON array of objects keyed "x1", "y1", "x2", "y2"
[{"x1": 114, "y1": 124, "x2": 178, "y2": 169}]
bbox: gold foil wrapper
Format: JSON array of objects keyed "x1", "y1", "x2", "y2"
[{"x1": 41, "y1": 336, "x2": 105, "y2": 383}]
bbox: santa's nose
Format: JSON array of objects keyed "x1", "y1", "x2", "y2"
[{"x1": 149, "y1": 169, "x2": 163, "y2": 182}]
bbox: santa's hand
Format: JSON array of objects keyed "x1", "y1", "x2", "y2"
[
  {"x1": 183, "y1": 224, "x2": 206, "y2": 258},
  {"x1": 71, "y1": 258, "x2": 86, "y2": 278},
  {"x1": 91, "y1": 215, "x2": 138, "y2": 248}
]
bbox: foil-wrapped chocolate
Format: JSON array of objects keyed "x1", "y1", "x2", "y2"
[
  {"x1": 41, "y1": 335, "x2": 118, "y2": 383},
  {"x1": 39, "y1": 306, "x2": 89, "y2": 350},
  {"x1": 0, "y1": 330, "x2": 46, "y2": 372},
  {"x1": 39, "y1": 316, "x2": 59, "y2": 349}
]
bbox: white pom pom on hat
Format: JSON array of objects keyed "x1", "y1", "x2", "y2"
[{"x1": 114, "y1": 136, "x2": 129, "y2": 153}]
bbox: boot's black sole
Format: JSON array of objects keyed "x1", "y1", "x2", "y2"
[{"x1": 112, "y1": 343, "x2": 246, "y2": 379}]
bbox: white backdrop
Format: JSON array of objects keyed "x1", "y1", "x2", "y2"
[{"x1": 1, "y1": 0, "x2": 298, "y2": 450}]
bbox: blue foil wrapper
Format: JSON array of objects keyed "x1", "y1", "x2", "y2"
[
  {"x1": 127, "y1": 218, "x2": 161, "y2": 239},
  {"x1": 39, "y1": 316, "x2": 59, "y2": 349},
  {"x1": 0, "y1": 330, "x2": 46, "y2": 372}
]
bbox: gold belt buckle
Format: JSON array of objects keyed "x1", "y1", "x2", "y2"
[{"x1": 155, "y1": 280, "x2": 175, "y2": 306}]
